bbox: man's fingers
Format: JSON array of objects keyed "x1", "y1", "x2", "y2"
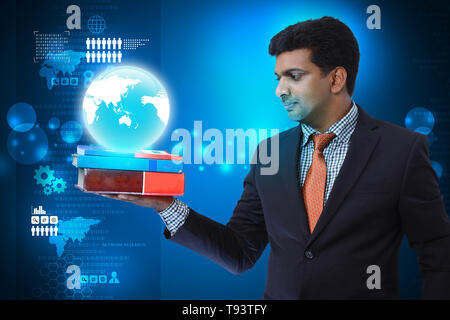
[
  {"x1": 96, "y1": 193, "x2": 120, "y2": 200},
  {"x1": 117, "y1": 194, "x2": 139, "y2": 201}
]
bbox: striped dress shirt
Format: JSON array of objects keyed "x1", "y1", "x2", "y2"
[{"x1": 300, "y1": 101, "x2": 358, "y2": 205}]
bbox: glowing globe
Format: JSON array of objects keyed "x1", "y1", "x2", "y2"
[{"x1": 82, "y1": 66, "x2": 170, "y2": 152}]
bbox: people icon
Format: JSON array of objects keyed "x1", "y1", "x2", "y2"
[
  {"x1": 96, "y1": 38, "x2": 101, "y2": 49},
  {"x1": 31, "y1": 226, "x2": 36, "y2": 236},
  {"x1": 107, "y1": 51, "x2": 111, "y2": 63},
  {"x1": 102, "y1": 37, "x2": 106, "y2": 49},
  {"x1": 44, "y1": 226, "x2": 49, "y2": 236},
  {"x1": 112, "y1": 37, "x2": 117, "y2": 50},
  {"x1": 86, "y1": 38, "x2": 91, "y2": 50},
  {"x1": 53, "y1": 225, "x2": 58, "y2": 236},
  {"x1": 109, "y1": 271, "x2": 120, "y2": 284},
  {"x1": 112, "y1": 51, "x2": 117, "y2": 63},
  {"x1": 49, "y1": 226, "x2": 53, "y2": 236},
  {"x1": 117, "y1": 37, "x2": 122, "y2": 50},
  {"x1": 40, "y1": 226, "x2": 44, "y2": 236},
  {"x1": 96, "y1": 51, "x2": 101, "y2": 63},
  {"x1": 86, "y1": 51, "x2": 91, "y2": 63},
  {"x1": 117, "y1": 51, "x2": 122, "y2": 63},
  {"x1": 107, "y1": 37, "x2": 111, "y2": 49},
  {"x1": 102, "y1": 51, "x2": 106, "y2": 63}
]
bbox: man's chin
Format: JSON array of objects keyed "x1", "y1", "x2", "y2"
[{"x1": 287, "y1": 110, "x2": 310, "y2": 122}]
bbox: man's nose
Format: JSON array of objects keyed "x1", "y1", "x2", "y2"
[{"x1": 275, "y1": 79, "x2": 290, "y2": 98}]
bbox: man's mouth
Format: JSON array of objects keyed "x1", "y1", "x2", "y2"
[{"x1": 283, "y1": 101, "x2": 297, "y2": 111}]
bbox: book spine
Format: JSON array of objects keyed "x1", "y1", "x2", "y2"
[
  {"x1": 78, "y1": 168, "x2": 184, "y2": 196},
  {"x1": 75, "y1": 155, "x2": 182, "y2": 173},
  {"x1": 77, "y1": 146, "x2": 135, "y2": 158}
]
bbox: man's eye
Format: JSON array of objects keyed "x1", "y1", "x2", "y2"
[{"x1": 292, "y1": 74, "x2": 302, "y2": 80}]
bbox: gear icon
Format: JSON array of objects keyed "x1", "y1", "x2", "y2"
[
  {"x1": 34, "y1": 165, "x2": 55, "y2": 186},
  {"x1": 52, "y1": 178, "x2": 67, "y2": 194},
  {"x1": 43, "y1": 186, "x2": 53, "y2": 196}
]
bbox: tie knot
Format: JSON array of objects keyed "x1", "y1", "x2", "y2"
[{"x1": 312, "y1": 132, "x2": 336, "y2": 152}]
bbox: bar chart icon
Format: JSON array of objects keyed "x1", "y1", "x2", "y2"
[{"x1": 32, "y1": 206, "x2": 46, "y2": 215}]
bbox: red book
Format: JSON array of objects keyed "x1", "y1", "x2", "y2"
[{"x1": 76, "y1": 168, "x2": 185, "y2": 196}]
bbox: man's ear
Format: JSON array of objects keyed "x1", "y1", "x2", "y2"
[{"x1": 330, "y1": 67, "x2": 347, "y2": 94}]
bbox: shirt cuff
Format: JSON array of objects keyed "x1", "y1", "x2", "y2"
[{"x1": 158, "y1": 198, "x2": 190, "y2": 236}]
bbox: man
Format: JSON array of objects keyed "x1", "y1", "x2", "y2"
[{"x1": 98, "y1": 16, "x2": 450, "y2": 299}]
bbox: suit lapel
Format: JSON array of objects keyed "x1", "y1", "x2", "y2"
[
  {"x1": 280, "y1": 124, "x2": 310, "y2": 241},
  {"x1": 305, "y1": 104, "x2": 381, "y2": 247}
]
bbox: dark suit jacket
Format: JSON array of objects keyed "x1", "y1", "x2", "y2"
[{"x1": 164, "y1": 104, "x2": 450, "y2": 299}]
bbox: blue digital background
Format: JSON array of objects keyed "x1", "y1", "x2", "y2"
[{"x1": 1, "y1": 0, "x2": 449, "y2": 299}]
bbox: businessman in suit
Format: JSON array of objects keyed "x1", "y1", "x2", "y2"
[{"x1": 98, "y1": 16, "x2": 450, "y2": 299}]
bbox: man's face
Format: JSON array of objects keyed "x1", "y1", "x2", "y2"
[{"x1": 274, "y1": 48, "x2": 332, "y2": 124}]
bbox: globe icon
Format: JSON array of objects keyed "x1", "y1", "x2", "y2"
[
  {"x1": 87, "y1": 15, "x2": 106, "y2": 34},
  {"x1": 82, "y1": 66, "x2": 170, "y2": 152}
]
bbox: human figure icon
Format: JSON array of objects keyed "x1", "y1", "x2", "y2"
[
  {"x1": 107, "y1": 51, "x2": 111, "y2": 63},
  {"x1": 40, "y1": 226, "x2": 44, "y2": 236},
  {"x1": 54, "y1": 225, "x2": 58, "y2": 236},
  {"x1": 107, "y1": 37, "x2": 111, "y2": 49},
  {"x1": 112, "y1": 51, "x2": 117, "y2": 63},
  {"x1": 102, "y1": 37, "x2": 106, "y2": 49},
  {"x1": 112, "y1": 37, "x2": 117, "y2": 50},
  {"x1": 117, "y1": 37, "x2": 122, "y2": 50},
  {"x1": 96, "y1": 51, "x2": 101, "y2": 63},
  {"x1": 109, "y1": 271, "x2": 120, "y2": 284},
  {"x1": 49, "y1": 226, "x2": 54, "y2": 236},
  {"x1": 96, "y1": 38, "x2": 101, "y2": 49},
  {"x1": 102, "y1": 51, "x2": 106, "y2": 63},
  {"x1": 35, "y1": 226, "x2": 40, "y2": 236},
  {"x1": 86, "y1": 51, "x2": 91, "y2": 63},
  {"x1": 117, "y1": 51, "x2": 122, "y2": 63},
  {"x1": 31, "y1": 226, "x2": 35, "y2": 236},
  {"x1": 86, "y1": 38, "x2": 91, "y2": 50},
  {"x1": 45, "y1": 226, "x2": 49, "y2": 236}
]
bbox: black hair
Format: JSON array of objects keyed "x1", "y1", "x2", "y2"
[{"x1": 269, "y1": 16, "x2": 360, "y2": 96}]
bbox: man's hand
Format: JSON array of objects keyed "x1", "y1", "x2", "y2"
[{"x1": 95, "y1": 193, "x2": 174, "y2": 212}]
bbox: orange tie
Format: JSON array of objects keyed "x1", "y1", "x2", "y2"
[{"x1": 303, "y1": 133, "x2": 336, "y2": 233}]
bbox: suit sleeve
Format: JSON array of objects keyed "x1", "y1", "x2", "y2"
[
  {"x1": 163, "y1": 161, "x2": 269, "y2": 275},
  {"x1": 398, "y1": 133, "x2": 450, "y2": 299}
]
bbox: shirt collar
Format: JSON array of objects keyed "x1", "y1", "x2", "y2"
[{"x1": 301, "y1": 101, "x2": 358, "y2": 147}]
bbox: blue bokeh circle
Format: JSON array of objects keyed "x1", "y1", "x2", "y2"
[
  {"x1": 405, "y1": 107, "x2": 435, "y2": 135},
  {"x1": 430, "y1": 160, "x2": 443, "y2": 179},
  {"x1": 7, "y1": 102, "x2": 36, "y2": 132},
  {"x1": 60, "y1": 121, "x2": 83, "y2": 143},
  {"x1": 48, "y1": 117, "x2": 61, "y2": 130},
  {"x1": 7, "y1": 126, "x2": 48, "y2": 165}
]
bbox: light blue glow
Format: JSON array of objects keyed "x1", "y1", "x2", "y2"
[{"x1": 82, "y1": 66, "x2": 170, "y2": 152}]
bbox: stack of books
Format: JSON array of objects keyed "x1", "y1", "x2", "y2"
[{"x1": 73, "y1": 145, "x2": 184, "y2": 196}]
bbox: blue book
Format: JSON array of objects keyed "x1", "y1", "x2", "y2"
[
  {"x1": 76, "y1": 145, "x2": 180, "y2": 160},
  {"x1": 72, "y1": 154, "x2": 183, "y2": 173}
]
